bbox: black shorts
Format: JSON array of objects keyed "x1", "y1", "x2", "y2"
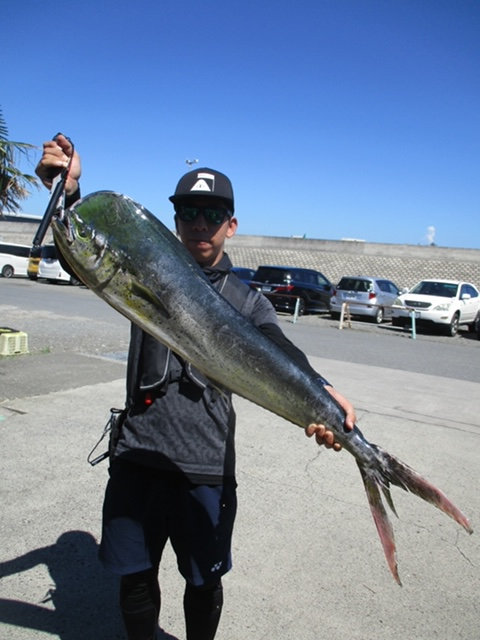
[{"x1": 99, "y1": 460, "x2": 237, "y2": 587}]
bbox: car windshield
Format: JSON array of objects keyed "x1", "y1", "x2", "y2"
[
  {"x1": 411, "y1": 281, "x2": 458, "y2": 298},
  {"x1": 41, "y1": 245, "x2": 57, "y2": 259},
  {"x1": 254, "y1": 268, "x2": 291, "y2": 283},
  {"x1": 253, "y1": 267, "x2": 330, "y2": 287},
  {"x1": 233, "y1": 268, "x2": 254, "y2": 279},
  {"x1": 337, "y1": 278, "x2": 372, "y2": 292}
]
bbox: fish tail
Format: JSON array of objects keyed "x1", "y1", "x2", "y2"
[
  {"x1": 357, "y1": 446, "x2": 473, "y2": 584},
  {"x1": 375, "y1": 445, "x2": 473, "y2": 534},
  {"x1": 358, "y1": 463, "x2": 402, "y2": 585}
]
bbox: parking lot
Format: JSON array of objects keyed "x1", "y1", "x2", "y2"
[
  {"x1": 1, "y1": 277, "x2": 480, "y2": 396},
  {"x1": 1, "y1": 277, "x2": 479, "y2": 640}
]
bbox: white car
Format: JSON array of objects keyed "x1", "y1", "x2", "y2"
[
  {"x1": 391, "y1": 279, "x2": 480, "y2": 336},
  {"x1": 0, "y1": 242, "x2": 31, "y2": 278},
  {"x1": 37, "y1": 245, "x2": 80, "y2": 285}
]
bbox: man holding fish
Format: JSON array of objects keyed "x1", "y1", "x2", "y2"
[{"x1": 36, "y1": 134, "x2": 356, "y2": 640}]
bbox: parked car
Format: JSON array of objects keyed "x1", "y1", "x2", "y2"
[
  {"x1": 231, "y1": 267, "x2": 256, "y2": 285},
  {"x1": 249, "y1": 265, "x2": 332, "y2": 315},
  {"x1": 391, "y1": 279, "x2": 480, "y2": 336},
  {"x1": 330, "y1": 276, "x2": 401, "y2": 324},
  {"x1": 0, "y1": 242, "x2": 31, "y2": 278},
  {"x1": 37, "y1": 244, "x2": 80, "y2": 285},
  {"x1": 27, "y1": 245, "x2": 42, "y2": 280}
]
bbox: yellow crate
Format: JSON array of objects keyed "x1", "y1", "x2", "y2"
[{"x1": 0, "y1": 328, "x2": 29, "y2": 356}]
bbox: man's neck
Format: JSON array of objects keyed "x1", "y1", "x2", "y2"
[{"x1": 198, "y1": 251, "x2": 225, "y2": 268}]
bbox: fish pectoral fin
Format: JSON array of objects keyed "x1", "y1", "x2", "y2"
[
  {"x1": 211, "y1": 381, "x2": 230, "y2": 401},
  {"x1": 130, "y1": 280, "x2": 171, "y2": 320}
]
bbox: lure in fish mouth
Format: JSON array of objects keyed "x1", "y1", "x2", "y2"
[{"x1": 51, "y1": 190, "x2": 473, "y2": 585}]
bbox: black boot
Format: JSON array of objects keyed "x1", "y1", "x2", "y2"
[
  {"x1": 120, "y1": 569, "x2": 161, "y2": 640},
  {"x1": 183, "y1": 581, "x2": 223, "y2": 640}
]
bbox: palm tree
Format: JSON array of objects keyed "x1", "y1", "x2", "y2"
[{"x1": 0, "y1": 107, "x2": 39, "y2": 216}]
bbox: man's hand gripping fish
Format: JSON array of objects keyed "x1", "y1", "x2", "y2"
[{"x1": 51, "y1": 191, "x2": 473, "y2": 585}]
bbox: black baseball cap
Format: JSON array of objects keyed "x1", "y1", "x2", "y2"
[{"x1": 169, "y1": 167, "x2": 234, "y2": 213}]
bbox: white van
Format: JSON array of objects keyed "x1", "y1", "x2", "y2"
[
  {"x1": 37, "y1": 244, "x2": 79, "y2": 284},
  {"x1": 0, "y1": 242, "x2": 31, "y2": 278}
]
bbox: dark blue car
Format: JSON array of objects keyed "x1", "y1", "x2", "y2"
[
  {"x1": 249, "y1": 265, "x2": 333, "y2": 315},
  {"x1": 231, "y1": 267, "x2": 256, "y2": 285}
]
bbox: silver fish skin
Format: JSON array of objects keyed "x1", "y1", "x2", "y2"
[{"x1": 51, "y1": 191, "x2": 472, "y2": 584}]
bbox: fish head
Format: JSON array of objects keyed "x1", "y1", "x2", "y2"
[{"x1": 51, "y1": 191, "x2": 127, "y2": 289}]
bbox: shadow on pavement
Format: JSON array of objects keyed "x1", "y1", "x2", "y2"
[{"x1": 0, "y1": 530, "x2": 125, "y2": 639}]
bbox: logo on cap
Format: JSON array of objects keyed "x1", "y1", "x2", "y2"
[{"x1": 190, "y1": 172, "x2": 216, "y2": 193}]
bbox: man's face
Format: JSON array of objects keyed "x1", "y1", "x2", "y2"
[{"x1": 174, "y1": 197, "x2": 238, "y2": 266}]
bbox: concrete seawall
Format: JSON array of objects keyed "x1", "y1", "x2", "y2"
[
  {"x1": 2, "y1": 220, "x2": 479, "y2": 289},
  {"x1": 227, "y1": 235, "x2": 480, "y2": 289}
]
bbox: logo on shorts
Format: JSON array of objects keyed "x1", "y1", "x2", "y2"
[{"x1": 210, "y1": 561, "x2": 223, "y2": 573}]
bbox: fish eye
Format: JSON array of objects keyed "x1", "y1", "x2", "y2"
[{"x1": 72, "y1": 213, "x2": 89, "y2": 238}]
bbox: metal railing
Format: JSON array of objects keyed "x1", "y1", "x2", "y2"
[
  {"x1": 257, "y1": 291, "x2": 305, "y2": 323},
  {"x1": 261, "y1": 292, "x2": 418, "y2": 335},
  {"x1": 338, "y1": 302, "x2": 418, "y2": 338}
]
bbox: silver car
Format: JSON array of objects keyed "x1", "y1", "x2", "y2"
[{"x1": 330, "y1": 276, "x2": 401, "y2": 324}]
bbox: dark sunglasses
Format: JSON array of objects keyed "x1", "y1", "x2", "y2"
[{"x1": 176, "y1": 205, "x2": 231, "y2": 225}]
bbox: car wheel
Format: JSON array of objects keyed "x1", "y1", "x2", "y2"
[
  {"x1": 372, "y1": 307, "x2": 384, "y2": 324},
  {"x1": 468, "y1": 312, "x2": 480, "y2": 333},
  {"x1": 1, "y1": 265, "x2": 14, "y2": 278},
  {"x1": 446, "y1": 313, "x2": 459, "y2": 337}
]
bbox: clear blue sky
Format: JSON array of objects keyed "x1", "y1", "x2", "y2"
[{"x1": 4, "y1": 0, "x2": 479, "y2": 248}]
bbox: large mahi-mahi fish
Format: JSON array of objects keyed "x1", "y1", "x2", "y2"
[{"x1": 51, "y1": 191, "x2": 472, "y2": 584}]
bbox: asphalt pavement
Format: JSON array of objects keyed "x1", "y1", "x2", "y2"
[{"x1": 0, "y1": 304, "x2": 479, "y2": 639}]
